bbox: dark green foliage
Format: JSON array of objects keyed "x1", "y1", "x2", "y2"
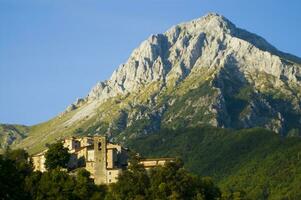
[
  {"x1": 75, "y1": 169, "x2": 107, "y2": 200},
  {"x1": 148, "y1": 160, "x2": 221, "y2": 200},
  {"x1": 25, "y1": 169, "x2": 107, "y2": 200},
  {"x1": 221, "y1": 189, "x2": 248, "y2": 200},
  {"x1": 107, "y1": 156, "x2": 221, "y2": 200},
  {"x1": 74, "y1": 128, "x2": 84, "y2": 136},
  {"x1": 24, "y1": 171, "x2": 42, "y2": 200},
  {"x1": 4, "y1": 148, "x2": 33, "y2": 178},
  {"x1": 26, "y1": 169, "x2": 105, "y2": 200},
  {"x1": 45, "y1": 142, "x2": 71, "y2": 170},
  {"x1": 127, "y1": 126, "x2": 301, "y2": 200},
  {"x1": 34, "y1": 169, "x2": 77, "y2": 200},
  {"x1": 0, "y1": 149, "x2": 32, "y2": 200},
  {"x1": 107, "y1": 154, "x2": 150, "y2": 200}
]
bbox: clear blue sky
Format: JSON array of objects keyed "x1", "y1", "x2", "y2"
[{"x1": 0, "y1": 0, "x2": 300, "y2": 126}]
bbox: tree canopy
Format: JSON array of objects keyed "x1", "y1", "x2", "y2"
[
  {"x1": 107, "y1": 157, "x2": 222, "y2": 200},
  {"x1": 45, "y1": 142, "x2": 71, "y2": 170}
]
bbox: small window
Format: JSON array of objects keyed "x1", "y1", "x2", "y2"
[
  {"x1": 98, "y1": 142, "x2": 102, "y2": 150},
  {"x1": 109, "y1": 172, "x2": 111, "y2": 175},
  {"x1": 109, "y1": 179, "x2": 111, "y2": 183}
]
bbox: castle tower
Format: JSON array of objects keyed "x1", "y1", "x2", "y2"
[{"x1": 93, "y1": 136, "x2": 107, "y2": 185}]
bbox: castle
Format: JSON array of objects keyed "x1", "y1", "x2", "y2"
[{"x1": 32, "y1": 136, "x2": 173, "y2": 184}]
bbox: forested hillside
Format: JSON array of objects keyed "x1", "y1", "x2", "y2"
[{"x1": 127, "y1": 126, "x2": 301, "y2": 200}]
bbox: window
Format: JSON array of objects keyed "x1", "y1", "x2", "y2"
[
  {"x1": 98, "y1": 142, "x2": 102, "y2": 150},
  {"x1": 109, "y1": 172, "x2": 111, "y2": 175},
  {"x1": 109, "y1": 179, "x2": 111, "y2": 183}
]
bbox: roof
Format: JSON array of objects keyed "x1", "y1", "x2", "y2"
[
  {"x1": 74, "y1": 145, "x2": 93, "y2": 153},
  {"x1": 32, "y1": 149, "x2": 47, "y2": 157},
  {"x1": 140, "y1": 158, "x2": 175, "y2": 162}
]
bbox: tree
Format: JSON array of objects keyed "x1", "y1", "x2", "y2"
[
  {"x1": 25, "y1": 171, "x2": 42, "y2": 200},
  {"x1": 0, "y1": 149, "x2": 32, "y2": 200},
  {"x1": 107, "y1": 156, "x2": 221, "y2": 200},
  {"x1": 107, "y1": 154, "x2": 150, "y2": 200},
  {"x1": 148, "y1": 159, "x2": 221, "y2": 200},
  {"x1": 4, "y1": 148, "x2": 33, "y2": 177},
  {"x1": 221, "y1": 190, "x2": 247, "y2": 200},
  {"x1": 24, "y1": 168, "x2": 107, "y2": 200},
  {"x1": 74, "y1": 169, "x2": 107, "y2": 200},
  {"x1": 34, "y1": 168, "x2": 77, "y2": 200},
  {"x1": 45, "y1": 142, "x2": 70, "y2": 170}
]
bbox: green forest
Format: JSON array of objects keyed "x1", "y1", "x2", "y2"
[{"x1": 127, "y1": 126, "x2": 301, "y2": 200}]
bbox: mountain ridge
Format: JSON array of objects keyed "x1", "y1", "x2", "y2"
[
  {"x1": 68, "y1": 13, "x2": 301, "y2": 110},
  {"x1": 1, "y1": 12, "x2": 300, "y2": 153}
]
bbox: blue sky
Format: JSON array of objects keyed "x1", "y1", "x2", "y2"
[{"x1": 0, "y1": 0, "x2": 300, "y2": 125}]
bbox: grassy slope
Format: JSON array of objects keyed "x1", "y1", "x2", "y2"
[
  {"x1": 126, "y1": 126, "x2": 301, "y2": 200},
  {"x1": 13, "y1": 105, "x2": 103, "y2": 154}
]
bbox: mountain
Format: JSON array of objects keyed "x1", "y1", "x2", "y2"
[{"x1": 2, "y1": 13, "x2": 301, "y2": 154}]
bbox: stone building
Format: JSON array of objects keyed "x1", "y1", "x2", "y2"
[
  {"x1": 139, "y1": 158, "x2": 175, "y2": 169},
  {"x1": 32, "y1": 149, "x2": 47, "y2": 172},
  {"x1": 32, "y1": 136, "x2": 172, "y2": 184}
]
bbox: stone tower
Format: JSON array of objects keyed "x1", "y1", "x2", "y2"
[{"x1": 94, "y1": 136, "x2": 107, "y2": 185}]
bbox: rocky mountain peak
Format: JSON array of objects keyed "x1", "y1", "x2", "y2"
[
  {"x1": 63, "y1": 13, "x2": 301, "y2": 136},
  {"x1": 84, "y1": 13, "x2": 237, "y2": 103},
  {"x1": 80, "y1": 13, "x2": 300, "y2": 105}
]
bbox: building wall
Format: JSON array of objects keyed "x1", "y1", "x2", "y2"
[
  {"x1": 86, "y1": 161, "x2": 95, "y2": 178},
  {"x1": 106, "y1": 169, "x2": 121, "y2": 183},
  {"x1": 32, "y1": 154, "x2": 46, "y2": 172},
  {"x1": 78, "y1": 137, "x2": 93, "y2": 147},
  {"x1": 64, "y1": 138, "x2": 80, "y2": 151},
  {"x1": 107, "y1": 148, "x2": 117, "y2": 169},
  {"x1": 93, "y1": 136, "x2": 107, "y2": 185},
  {"x1": 76, "y1": 148, "x2": 87, "y2": 159},
  {"x1": 139, "y1": 158, "x2": 173, "y2": 169},
  {"x1": 87, "y1": 149, "x2": 94, "y2": 161}
]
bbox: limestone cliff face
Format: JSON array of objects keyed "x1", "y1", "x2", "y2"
[
  {"x1": 9, "y1": 13, "x2": 301, "y2": 153},
  {"x1": 67, "y1": 13, "x2": 301, "y2": 136},
  {"x1": 83, "y1": 13, "x2": 300, "y2": 104}
]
